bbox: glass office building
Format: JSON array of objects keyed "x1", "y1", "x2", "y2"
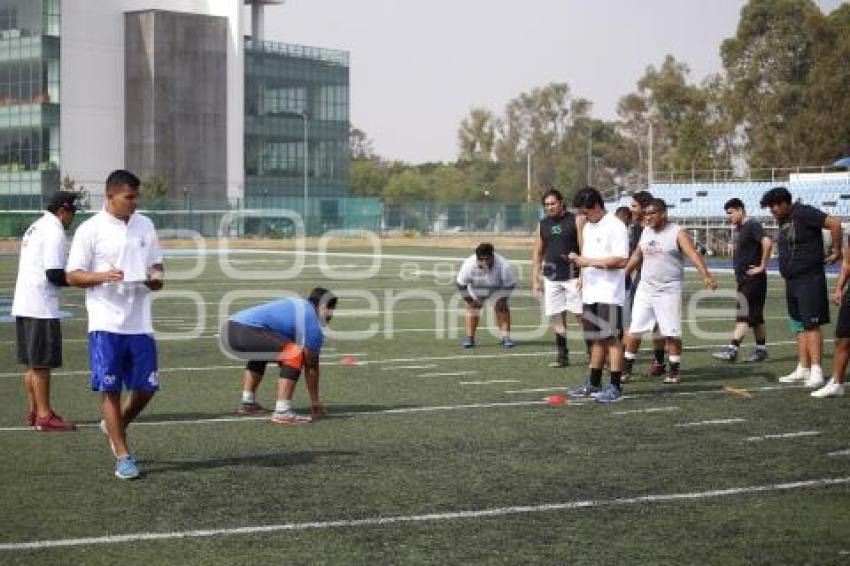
[
  {"x1": 244, "y1": 39, "x2": 350, "y2": 203},
  {"x1": 0, "y1": 0, "x2": 60, "y2": 208}
]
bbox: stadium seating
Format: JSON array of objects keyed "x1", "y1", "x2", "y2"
[{"x1": 611, "y1": 178, "x2": 850, "y2": 219}]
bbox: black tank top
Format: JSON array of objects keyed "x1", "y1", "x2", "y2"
[{"x1": 540, "y1": 212, "x2": 580, "y2": 280}]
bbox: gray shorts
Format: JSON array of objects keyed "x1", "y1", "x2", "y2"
[{"x1": 16, "y1": 317, "x2": 62, "y2": 369}]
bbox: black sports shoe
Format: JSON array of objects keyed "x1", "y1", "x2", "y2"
[{"x1": 548, "y1": 351, "x2": 569, "y2": 368}]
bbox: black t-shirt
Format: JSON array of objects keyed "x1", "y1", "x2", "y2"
[
  {"x1": 540, "y1": 212, "x2": 580, "y2": 281},
  {"x1": 776, "y1": 203, "x2": 827, "y2": 279},
  {"x1": 733, "y1": 219, "x2": 767, "y2": 283}
]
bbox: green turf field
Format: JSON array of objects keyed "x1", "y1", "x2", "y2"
[{"x1": 1, "y1": 245, "x2": 849, "y2": 565}]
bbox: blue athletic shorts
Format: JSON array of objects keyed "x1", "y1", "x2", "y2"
[{"x1": 88, "y1": 331, "x2": 159, "y2": 393}]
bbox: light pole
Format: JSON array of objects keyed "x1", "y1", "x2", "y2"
[{"x1": 302, "y1": 110, "x2": 308, "y2": 235}]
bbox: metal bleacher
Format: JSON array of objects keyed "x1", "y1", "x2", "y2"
[{"x1": 611, "y1": 177, "x2": 850, "y2": 219}]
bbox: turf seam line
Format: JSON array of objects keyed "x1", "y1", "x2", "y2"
[{"x1": 2, "y1": 477, "x2": 848, "y2": 551}]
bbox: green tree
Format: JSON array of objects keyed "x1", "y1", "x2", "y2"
[
  {"x1": 458, "y1": 107, "x2": 497, "y2": 163},
  {"x1": 721, "y1": 0, "x2": 827, "y2": 168}
]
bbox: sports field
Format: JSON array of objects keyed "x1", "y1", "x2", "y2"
[{"x1": 1, "y1": 243, "x2": 849, "y2": 565}]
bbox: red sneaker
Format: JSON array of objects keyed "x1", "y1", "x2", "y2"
[
  {"x1": 271, "y1": 411, "x2": 312, "y2": 425},
  {"x1": 26, "y1": 411, "x2": 36, "y2": 428},
  {"x1": 237, "y1": 402, "x2": 272, "y2": 415},
  {"x1": 34, "y1": 411, "x2": 77, "y2": 432},
  {"x1": 649, "y1": 361, "x2": 667, "y2": 377}
]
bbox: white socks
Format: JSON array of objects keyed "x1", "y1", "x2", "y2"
[
  {"x1": 241, "y1": 391, "x2": 255, "y2": 404},
  {"x1": 275, "y1": 400, "x2": 292, "y2": 413}
]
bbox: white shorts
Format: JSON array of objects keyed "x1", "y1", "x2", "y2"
[
  {"x1": 628, "y1": 289, "x2": 682, "y2": 338},
  {"x1": 543, "y1": 278, "x2": 583, "y2": 316}
]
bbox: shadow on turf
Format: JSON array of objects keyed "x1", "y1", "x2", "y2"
[{"x1": 138, "y1": 450, "x2": 357, "y2": 474}]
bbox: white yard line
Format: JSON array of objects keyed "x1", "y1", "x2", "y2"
[
  {"x1": 676, "y1": 418, "x2": 747, "y2": 428},
  {"x1": 459, "y1": 379, "x2": 520, "y2": 386},
  {"x1": 381, "y1": 364, "x2": 439, "y2": 371},
  {"x1": 1, "y1": 477, "x2": 847, "y2": 551},
  {"x1": 745, "y1": 431, "x2": 820, "y2": 442},
  {"x1": 417, "y1": 371, "x2": 479, "y2": 378},
  {"x1": 828, "y1": 448, "x2": 850, "y2": 457},
  {"x1": 613, "y1": 407, "x2": 680, "y2": 416}
]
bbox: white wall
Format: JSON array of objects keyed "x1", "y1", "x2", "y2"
[{"x1": 60, "y1": 0, "x2": 244, "y2": 201}]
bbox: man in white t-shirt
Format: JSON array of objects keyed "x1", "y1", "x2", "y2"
[
  {"x1": 455, "y1": 242, "x2": 516, "y2": 348},
  {"x1": 66, "y1": 170, "x2": 164, "y2": 481},
  {"x1": 567, "y1": 187, "x2": 629, "y2": 404},
  {"x1": 12, "y1": 191, "x2": 81, "y2": 432}
]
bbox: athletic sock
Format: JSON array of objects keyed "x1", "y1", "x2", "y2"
[
  {"x1": 653, "y1": 349, "x2": 665, "y2": 364},
  {"x1": 730, "y1": 339, "x2": 741, "y2": 351},
  {"x1": 589, "y1": 368, "x2": 603, "y2": 387},
  {"x1": 555, "y1": 333, "x2": 567, "y2": 356},
  {"x1": 241, "y1": 391, "x2": 255, "y2": 404},
  {"x1": 669, "y1": 355, "x2": 681, "y2": 373},
  {"x1": 755, "y1": 340, "x2": 766, "y2": 351},
  {"x1": 275, "y1": 400, "x2": 292, "y2": 413},
  {"x1": 610, "y1": 371, "x2": 622, "y2": 390}
]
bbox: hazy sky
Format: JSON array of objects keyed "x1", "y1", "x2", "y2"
[{"x1": 263, "y1": 0, "x2": 845, "y2": 164}]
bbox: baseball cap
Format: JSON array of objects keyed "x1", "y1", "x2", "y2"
[{"x1": 47, "y1": 191, "x2": 82, "y2": 212}]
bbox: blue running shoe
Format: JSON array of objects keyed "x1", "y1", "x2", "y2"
[
  {"x1": 115, "y1": 455, "x2": 141, "y2": 480},
  {"x1": 462, "y1": 337, "x2": 475, "y2": 348},
  {"x1": 500, "y1": 337, "x2": 516, "y2": 349},
  {"x1": 594, "y1": 385, "x2": 623, "y2": 404},
  {"x1": 569, "y1": 382, "x2": 601, "y2": 398}
]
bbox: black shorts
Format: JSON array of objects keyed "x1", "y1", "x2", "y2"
[
  {"x1": 736, "y1": 275, "x2": 767, "y2": 327},
  {"x1": 581, "y1": 303, "x2": 623, "y2": 341},
  {"x1": 221, "y1": 321, "x2": 303, "y2": 380},
  {"x1": 16, "y1": 317, "x2": 62, "y2": 369},
  {"x1": 785, "y1": 273, "x2": 830, "y2": 330},
  {"x1": 836, "y1": 293, "x2": 850, "y2": 339}
]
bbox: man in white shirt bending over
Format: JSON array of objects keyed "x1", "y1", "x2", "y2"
[
  {"x1": 67, "y1": 170, "x2": 164, "y2": 481},
  {"x1": 12, "y1": 191, "x2": 81, "y2": 431},
  {"x1": 567, "y1": 186, "x2": 630, "y2": 404},
  {"x1": 456, "y1": 242, "x2": 517, "y2": 348}
]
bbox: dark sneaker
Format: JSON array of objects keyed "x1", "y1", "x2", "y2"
[
  {"x1": 622, "y1": 360, "x2": 635, "y2": 383},
  {"x1": 548, "y1": 353, "x2": 569, "y2": 368},
  {"x1": 594, "y1": 385, "x2": 623, "y2": 404},
  {"x1": 34, "y1": 411, "x2": 76, "y2": 432},
  {"x1": 569, "y1": 382, "x2": 601, "y2": 398},
  {"x1": 271, "y1": 410, "x2": 312, "y2": 425},
  {"x1": 746, "y1": 350, "x2": 768, "y2": 363},
  {"x1": 648, "y1": 361, "x2": 666, "y2": 377},
  {"x1": 462, "y1": 337, "x2": 475, "y2": 348},
  {"x1": 114, "y1": 456, "x2": 141, "y2": 480},
  {"x1": 712, "y1": 347, "x2": 738, "y2": 362},
  {"x1": 238, "y1": 402, "x2": 272, "y2": 415},
  {"x1": 26, "y1": 411, "x2": 36, "y2": 428},
  {"x1": 500, "y1": 337, "x2": 516, "y2": 349}
]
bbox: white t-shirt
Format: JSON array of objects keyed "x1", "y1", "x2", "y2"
[
  {"x1": 12, "y1": 212, "x2": 68, "y2": 319},
  {"x1": 66, "y1": 210, "x2": 162, "y2": 334},
  {"x1": 456, "y1": 253, "x2": 516, "y2": 299},
  {"x1": 581, "y1": 211, "x2": 629, "y2": 306}
]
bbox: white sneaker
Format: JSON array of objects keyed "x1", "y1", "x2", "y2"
[
  {"x1": 778, "y1": 366, "x2": 810, "y2": 384},
  {"x1": 811, "y1": 378, "x2": 846, "y2": 398},
  {"x1": 804, "y1": 366, "x2": 826, "y2": 389}
]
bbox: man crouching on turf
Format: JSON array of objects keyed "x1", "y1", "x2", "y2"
[{"x1": 223, "y1": 287, "x2": 337, "y2": 424}]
